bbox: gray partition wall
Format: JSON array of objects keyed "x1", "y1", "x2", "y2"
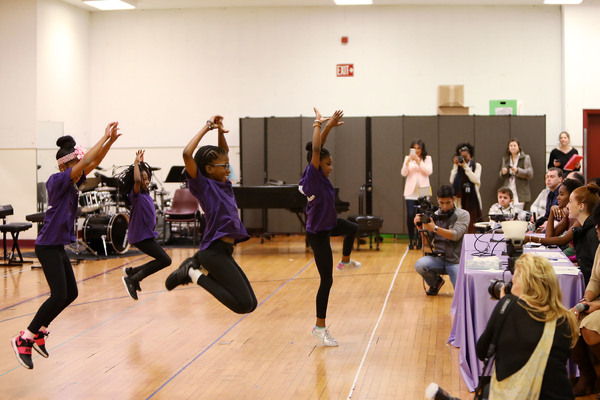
[
  {"x1": 266, "y1": 117, "x2": 303, "y2": 233},
  {"x1": 241, "y1": 115, "x2": 546, "y2": 235}
]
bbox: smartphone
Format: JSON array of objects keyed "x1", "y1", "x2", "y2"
[{"x1": 410, "y1": 148, "x2": 416, "y2": 156}]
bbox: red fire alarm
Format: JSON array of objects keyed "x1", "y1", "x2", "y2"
[{"x1": 341, "y1": 36, "x2": 348, "y2": 44}]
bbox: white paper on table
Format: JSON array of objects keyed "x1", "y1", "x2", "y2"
[
  {"x1": 527, "y1": 251, "x2": 569, "y2": 260},
  {"x1": 553, "y1": 266, "x2": 580, "y2": 275}
]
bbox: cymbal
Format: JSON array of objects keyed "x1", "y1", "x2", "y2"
[
  {"x1": 80, "y1": 177, "x2": 101, "y2": 192},
  {"x1": 150, "y1": 166, "x2": 161, "y2": 171},
  {"x1": 97, "y1": 186, "x2": 117, "y2": 192}
]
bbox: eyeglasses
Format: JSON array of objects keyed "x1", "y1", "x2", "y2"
[{"x1": 210, "y1": 163, "x2": 230, "y2": 169}]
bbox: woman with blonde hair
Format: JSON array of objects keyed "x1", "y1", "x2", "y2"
[{"x1": 476, "y1": 254, "x2": 578, "y2": 399}]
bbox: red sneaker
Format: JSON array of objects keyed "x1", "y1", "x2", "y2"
[
  {"x1": 33, "y1": 331, "x2": 49, "y2": 358},
  {"x1": 11, "y1": 332, "x2": 34, "y2": 369}
]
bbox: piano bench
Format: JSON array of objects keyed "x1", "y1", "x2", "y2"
[
  {"x1": 349, "y1": 215, "x2": 383, "y2": 251},
  {"x1": 1, "y1": 222, "x2": 33, "y2": 266}
]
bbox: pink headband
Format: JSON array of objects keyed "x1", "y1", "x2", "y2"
[{"x1": 57, "y1": 145, "x2": 87, "y2": 167}]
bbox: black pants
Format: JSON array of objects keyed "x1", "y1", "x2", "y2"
[
  {"x1": 129, "y1": 238, "x2": 172, "y2": 282},
  {"x1": 192, "y1": 240, "x2": 257, "y2": 314},
  {"x1": 306, "y1": 218, "x2": 358, "y2": 319},
  {"x1": 406, "y1": 199, "x2": 417, "y2": 242},
  {"x1": 28, "y1": 245, "x2": 78, "y2": 333}
]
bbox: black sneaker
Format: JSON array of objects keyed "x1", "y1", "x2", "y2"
[
  {"x1": 11, "y1": 332, "x2": 34, "y2": 369},
  {"x1": 33, "y1": 331, "x2": 49, "y2": 358},
  {"x1": 123, "y1": 267, "x2": 142, "y2": 292},
  {"x1": 122, "y1": 276, "x2": 138, "y2": 300},
  {"x1": 426, "y1": 277, "x2": 445, "y2": 296},
  {"x1": 165, "y1": 258, "x2": 195, "y2": 290}
]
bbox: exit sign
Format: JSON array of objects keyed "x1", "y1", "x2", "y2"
[{"x1": 336, "y1": 64, "x2": 354, "y2": 77}]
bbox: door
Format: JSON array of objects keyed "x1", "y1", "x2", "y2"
[{"x1": 583, "y1": 110, "x2": 600, "y2": 181}]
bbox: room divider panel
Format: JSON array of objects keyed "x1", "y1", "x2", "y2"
[{"x1": 240, "y1": 115, "x2": 546, "y2": 235}]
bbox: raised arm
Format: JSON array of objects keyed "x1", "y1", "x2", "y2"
[
  {"x1": 133, "y1": 150, "x2": 144, "y2": 195},
  {"x1": 217, "y1": 117, "x2": 230, "y2": 153},
  {"x1": 310, "y1": 108, "x2": 343, "y2": 169},
  {"x1": 71, "y1": 122, "x2": 120, "y2": 180},
  {"x1": 83, "y1": 122, "x2": 121, "y2": 175},
  {"x1": 183, "y1": 115, "x2": 223, "y2": 179}
]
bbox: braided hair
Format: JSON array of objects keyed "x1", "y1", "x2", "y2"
[
  {"x1": 56, "y1": 135, "x2": 76, "y2": 160},
  {"x1": 117, "y1": 162, "x2": 153, "y2": 209},
  {"x1": 305, "y1": 142, "x2": 330, "y2": 164},
  {"x1": 194, "y1": 145, "x2": 227, "y2": 177}
]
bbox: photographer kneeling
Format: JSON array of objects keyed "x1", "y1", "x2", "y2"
[
  {"x1": 413, "y1": 185, "x2": 469, "y2": 295},
  {"x1": 476, "y1": 254, "x2": 578, "y2": 400}
]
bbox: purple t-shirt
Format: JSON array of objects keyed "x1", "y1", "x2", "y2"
[
  {"x1": 186, "y1": 168, "x2": 249, "y2": 251},
  {"x1": 36, "y1": 168, "x2": 86, "y2": 246},
  {"x1": 128, "y1": 189, "x2": 158, "y2": 244},
  {"x1": 299, "y1": 163, "x2": 337, "y2": 234}
]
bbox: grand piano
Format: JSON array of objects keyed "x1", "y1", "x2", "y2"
[{"x1": 232, "y1": 184, "x2": 350, "y2": 241}]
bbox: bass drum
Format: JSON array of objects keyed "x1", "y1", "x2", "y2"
[{"x1": 83, "y1": 213, "x2": 130, "y2": 255}]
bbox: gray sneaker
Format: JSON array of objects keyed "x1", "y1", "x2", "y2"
[{"x1": 312, "y1": 327, "x2": 338, "y2": 347}]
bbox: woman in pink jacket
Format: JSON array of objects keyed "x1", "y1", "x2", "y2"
[{"x1": 401, "y1": 140, "x2": 433, "y2": 249}]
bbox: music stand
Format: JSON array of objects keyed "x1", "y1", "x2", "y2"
[{"x1": 165, "y1": 166, "x2": 186, "y2": 183}]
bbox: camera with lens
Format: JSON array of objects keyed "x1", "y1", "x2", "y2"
[
  {"x1": 457, "y1": 156, "x2": 464, "y2": 163},
  {"x1": 488, "y1": 236, "x2": 524, "y2": 300},
  {"x1": 488, "y1": 278, "x2": 513, "y2": 300},
  {"x1": 415, "y1": 196, "x2": 443, "y2": 227}
]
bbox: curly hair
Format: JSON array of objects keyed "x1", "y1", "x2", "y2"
[
  {"x1": 455, "y1": 142, "x2": 474, "y2": 157},
  {"x1": 117, "y1": 162, "x2": 153, "y2": 209}
]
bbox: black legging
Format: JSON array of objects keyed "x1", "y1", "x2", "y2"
[
  {"x1": 191, "y1": 240, "x2": 257, "y2": 314},
  {"x1": 28, "y1": 245, "x2": 78, "y2": 333},
  {"x1": 306, "y1": 218, "x2": 358, "y2": 320},
  {"x1": 129, "y1": 238, "x2": 172, "y2": 282}
]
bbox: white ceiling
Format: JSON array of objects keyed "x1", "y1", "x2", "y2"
[{"x1": 60, "y1": 0, "x2": 583, "y2": 12}]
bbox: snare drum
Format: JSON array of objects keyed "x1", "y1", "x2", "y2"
[
  {"x1": 79, "y1": 191, "x2": 102, "y2": 213},
  {"x1": 82, "y1": 213, "x2": 130, "y2": 254}
]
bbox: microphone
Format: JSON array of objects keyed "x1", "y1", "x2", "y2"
[{"x1": 576, "y1": 303, "x2": 590, "y2": 313}]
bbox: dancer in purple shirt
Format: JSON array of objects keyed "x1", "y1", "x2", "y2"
[
  {"x1": 301, "y1": 108, "x2": 361, "y2": 347},
  {"x1": 119, "y1": 150, "x2": 172, "y2": 300},
  {"x1": 11, "y1": 122, "x2": 121, "y2": 370},
  {"x1": 165, "y1": 115, "x2": 256, "y2": 315}
]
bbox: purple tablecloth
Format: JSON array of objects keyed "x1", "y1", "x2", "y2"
[{"x1": 448, "y1": 234, "x2": 585, "y2": 391}]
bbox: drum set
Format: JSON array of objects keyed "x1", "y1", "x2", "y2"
[{"x1": 72, "y1": 166, "x2": 170, "y2": 257}]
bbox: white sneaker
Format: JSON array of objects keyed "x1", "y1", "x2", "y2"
[
  {"x1": 312, "y1": 327, "x2": 339, "y2": 347},
  {"x1": 336, "y1": 260, "x2": 362, "y2": 271}
]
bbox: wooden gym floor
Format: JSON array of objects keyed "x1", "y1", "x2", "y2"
[{"x1": 0, "y1": 236, "x2": 593, "y2": 400}]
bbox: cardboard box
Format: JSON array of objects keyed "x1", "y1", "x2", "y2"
[
  {"x1": 438, "y1": 106, "x2": 469, "y2": 115},
  {"x1": 438, "y1": 85, "x2": 465, "y2": 107},
  {"x1": 489, "y1": 100, "x2": 522, "y2": 115}
]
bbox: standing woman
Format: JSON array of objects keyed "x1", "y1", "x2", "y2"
[
  {"x1": 499, "y1": 139, "x2": 534, "y2": 209},
  {"x1": 569, "y1": 183, "x2": 600, "y2": 285},
  {"x1": 450, "y1": 142, "x2": 482, "y2": 233},
  {"x1": 401, "y1": 140, "x2": 433, "y2": 250},
  {"x1": 548, "y1": 131, "x2": 581, "y2": 172},
  {"x1": 11, "y1": 122, "x2": 121, "y2": 369},
  {"x1": 119, "y1": 150, "x2": 172, "y2": 300},
  {"x1": 300, "y1": 107, "x2": 360, "y2": 347}
]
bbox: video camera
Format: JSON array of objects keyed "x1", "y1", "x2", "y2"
[
  {"x1": 488, "y1": 222, "x2": 526, "y2": 300},
  {"x1": 415, "y1": 196, "x2": 449, "y2": 227}
]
